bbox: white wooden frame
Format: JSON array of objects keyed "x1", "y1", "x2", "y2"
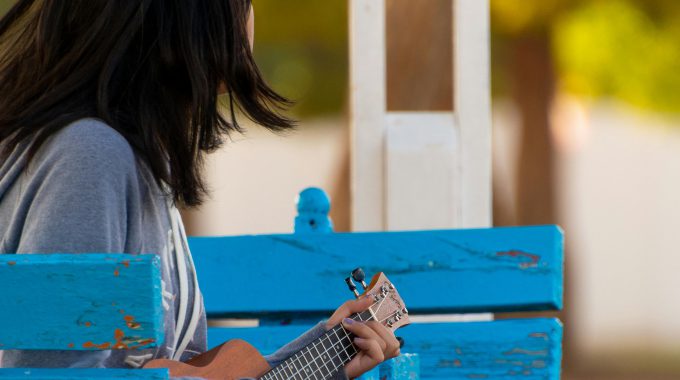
[{"x1": 350, "y1": 0, "x2": 491, "y2": 231}]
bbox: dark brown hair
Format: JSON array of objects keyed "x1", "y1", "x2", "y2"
[{"x1": 0, "y1": 0, "x2": 294, "y2": 206}]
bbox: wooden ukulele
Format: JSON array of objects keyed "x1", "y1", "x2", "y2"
[{"x1": 144, "y1": 270, "x2": 410, "y2": 379}]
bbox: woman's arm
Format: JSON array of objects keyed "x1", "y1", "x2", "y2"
[
  {"x1": 1, "y1": 120, "x2": 140, "y2": 368},
  {"x1": 15, "y1": 120, "x2": 137, "y2": 255}
]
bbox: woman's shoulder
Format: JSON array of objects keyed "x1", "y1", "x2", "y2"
[
  {"x1": 33, "y1": 118, "x2": 138, "y2": 178},
  {"x1": 44, "y1": 118, "x2": 134, "y2": 162}
]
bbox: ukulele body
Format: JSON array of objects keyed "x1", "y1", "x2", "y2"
[{"x1": 144, "y1": 339, "x2": 271, "y2": 380}]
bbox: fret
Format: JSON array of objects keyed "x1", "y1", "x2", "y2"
[
  {"x1": 325, "y1": 331, "x2": 346, "y2": 373},
  {"x1": 299, "y1": 347, "x2": 316, "y2": 379},
  {"x1": 261, "y1": 311, "x2": 377, "y2": 380},
  {"x1": 281, "y1": 361, "x2": 294, "y2": 379},
  {"x1": 331, "y1": 327, "x2": 351, "y2": 363},
  {"x1": 311, "y1": 340, "x2": 332, "y2": 377},
  {"x1": 359, "y1": 309, "x2": 373, "y2": 322},
  {"x1": 278, "y1": 366, "x2": 287, "y2": 380},
  {"x1": 340, "y1": 328, "x2": 358, "y2": 357},
  {"x1": 275, "y1": 365, "x2": 286, "y2": 380},
  {"x1": 299, "y1": 351, "x2": 309, "y2": 368},
  {"x1": 318, "y1": 334, "x2": 338, "y2": 376},
  {"x1": 305, "y1": 347, "x2": 322, "y2": 379},
  {"x1": 291, "y1": 352, "x2": 306, "y2": 380},
  {"x1": 262, "y1": 370, "x2": 277, "y2": 380},
  {"x1": 290, "y1": 362, "x2": 299, "y2": 379}
]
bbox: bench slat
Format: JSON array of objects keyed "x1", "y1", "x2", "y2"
[
  {"x1": 190, "y1": 225, "x2": 563, "y2": 317},
  {"x1": 0, "y1": 254, "x2": 163, "y2": 351},
  {"x1": 207, "y1": 318, "x2": 562, "y2": 380},
  {"x1": 0, "y1": 368, "x2": 168, "y2": 379}
]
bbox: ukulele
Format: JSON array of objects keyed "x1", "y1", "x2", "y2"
[{"x1": 144, "y1": 270, "x2": 410, "y2": 380}]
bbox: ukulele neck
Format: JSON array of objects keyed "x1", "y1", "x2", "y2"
[{"x1": 259, "y1": 309, "x2": 374, "y2": 380}]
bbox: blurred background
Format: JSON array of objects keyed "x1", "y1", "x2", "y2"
[
  {"x1": 2, "y1": 0, "x2": 677, "y2": 378},
  {"x1": 182, "y1": 1, "x2": 680, "y2": 378}
]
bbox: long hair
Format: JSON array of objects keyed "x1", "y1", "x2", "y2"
[{"x1": 0, "y1": 0, "x2": 294, "y2": 206}]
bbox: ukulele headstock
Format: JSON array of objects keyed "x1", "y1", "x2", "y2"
[{"x1": 360, "y1": 272, "x2": 410, "y2": 331}]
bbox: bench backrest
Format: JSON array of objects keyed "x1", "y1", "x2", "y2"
[
  {"x1": 0, "y1": 188, "x2": 564, "y2": 380},
  {"x1": 190, "y1": 188, "x2": 564, "y2": 379},
  {"x1": 0, "y1": 253, "x2": 163, "y2": 351}
]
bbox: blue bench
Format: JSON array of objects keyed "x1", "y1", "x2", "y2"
[{"x1": 0, "y1": 187, "x2": 564, "y2": 379}]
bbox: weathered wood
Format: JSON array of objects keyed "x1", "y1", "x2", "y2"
[
  {"x1": 377, "y1": 353, "x2": 420, "y2": 380},
  {"x1": 385, "y1": 112, "x2": 458, "y2": 230},
  {"x1": 350, "y1": 0, "x2": 492, "y2": 231},
  {"x1": 356, "y1": 353, "x2": 419, "y2": 380},
  {"x1": 189, "y1": 225, "x2": 563, "y2": 317},
  {"x1": 0, "y1": 368, "x2": 168, "y2": 379},
  {"x1": 0, "y1": 254, "x2": 163, "y2": 351},
  {"x1": 350, "y1": 0, "x2": 387, "y2": 231},
  {"x1": 455, "y1": 0, "x2": 492, "y2": 228},
  {"x1": 207, "y1": 318, "x2": 561, "y2": 380}
]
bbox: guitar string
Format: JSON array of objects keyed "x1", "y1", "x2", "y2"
[
  {"x1": 266, "y1": 302, "x2": 377, "y2": 380},
  {"x1": 308, "y1": 307, "x2": 407, "y2": 380},
  {"x1": 262, "y1": 314, "x2": 363, "y2": 380},
  {"x1": 295, "y1": 298, "x2": 407, "y2": 380},
  {"x1": 273, "y1": 304, "x2": 375, "y2": 380},
  {"x1": 283, "y1": 296, "x2": 405, "y2": 380},
  {"x1": 264, "y1": 295, "x2": 406, "y2": 380}
]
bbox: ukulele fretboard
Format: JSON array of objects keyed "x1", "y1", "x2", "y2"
[{"x1": 259, "y1": 309, "x2": 374, "y2": 380}]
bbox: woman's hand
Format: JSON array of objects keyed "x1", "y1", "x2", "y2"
[{"x1": 325, "y1": 298, "x2": 401, "y2": 379}]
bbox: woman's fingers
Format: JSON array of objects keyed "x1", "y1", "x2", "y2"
[
  {"x1": 342, "y1": 318, "x2": 387, "y2": 351},
  {"x1": 364, "y1": 321, "x2": 401, "y2": 359},
  {"x1": 326, "y1": 297, "x2": 374, "y2": 330},
  {"x1": 353, "y1": 337, "x2": 384, "y2": 363}
]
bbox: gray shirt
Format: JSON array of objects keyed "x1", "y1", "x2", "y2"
[{"x1": 0, "y1": 119, "x2": 346, "y2": 379}]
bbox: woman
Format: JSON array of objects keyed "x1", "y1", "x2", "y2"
[{"x1": 0, "y1": 1, "x2": 399, "y2": 378}]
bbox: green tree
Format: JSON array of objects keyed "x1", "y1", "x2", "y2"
[
  {"x1": 554, "y1": 0, "x2": 680, "y2": 114},
  {"x1": 251, "y1": 0, "x2": 348, "y2": 117}
]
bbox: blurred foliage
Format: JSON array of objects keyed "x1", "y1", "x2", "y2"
[
  {"x1": 251, "y1": 0, "x2": 347, "y2": 117},
  {"x1": 554, "y1": 0, "x2": 680, "y2": 113},
  {"x1": 1, "y1": 0, "x2": 678, "y2": 116},
  {"x1": 492, "y1": 0, "x2": 680, "y2": 114},
  {"x1": 491, "y1": 0, "x2": 577, "y2": 35},
  {"x1": 0, "y1": 0, "x2": 10, "y2": 15}
]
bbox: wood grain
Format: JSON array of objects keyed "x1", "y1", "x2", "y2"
[
  {"x1": 0, "y1": 368, "x2": 168, "y2": 379},
  {"x1": 189, "y1": 225, "x2": 563, "y2": 317},
  {"x1": 207, "y1": 318, "x2": 562, "y2": 380},
  {"x1": 0, "y1": 254, "x2": 163, "y2": 350}
]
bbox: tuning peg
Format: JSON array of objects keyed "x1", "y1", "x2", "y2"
[
  {"x1": 351, "y1": 268, "x2": 368, "y2": 289},
  {"x1": 345, "y1": 277, "x2": 360, "y2": 298}
]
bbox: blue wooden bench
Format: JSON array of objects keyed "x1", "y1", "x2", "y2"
[
  {"x1": 0, "y1": 187, "x2": 563, "y2": 379},
  {"x1": 0, "y1": 253, "x2": 169, "y2": 379}
]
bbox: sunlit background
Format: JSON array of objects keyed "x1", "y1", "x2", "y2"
[
  {"x1": 183, "y1": 1, "x2": 680, "y2": 378},
  {"x1": 3, "y1": 0, "x2": 678, "y2": 378}
]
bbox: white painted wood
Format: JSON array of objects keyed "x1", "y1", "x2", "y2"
[
  {"x1": 385, "y1": 112, "x2": 458, "y2": 230},
  {"x1": 350, "y1": 0, "x2": 491, "y2": 230},
  {"x1": 454, "y1": 0, "x2": 492, "y2": 227},
  {"x1": 349, "y1": 0, "x2": 387, "y2": 231}
]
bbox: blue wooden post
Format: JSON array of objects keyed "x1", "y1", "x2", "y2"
[
  {"x1": 380, "y1": 353, "x2": 420, "y2": 380},
  {"x1": 294, "y1": 187, "x2": 334, "y2": 233}
]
